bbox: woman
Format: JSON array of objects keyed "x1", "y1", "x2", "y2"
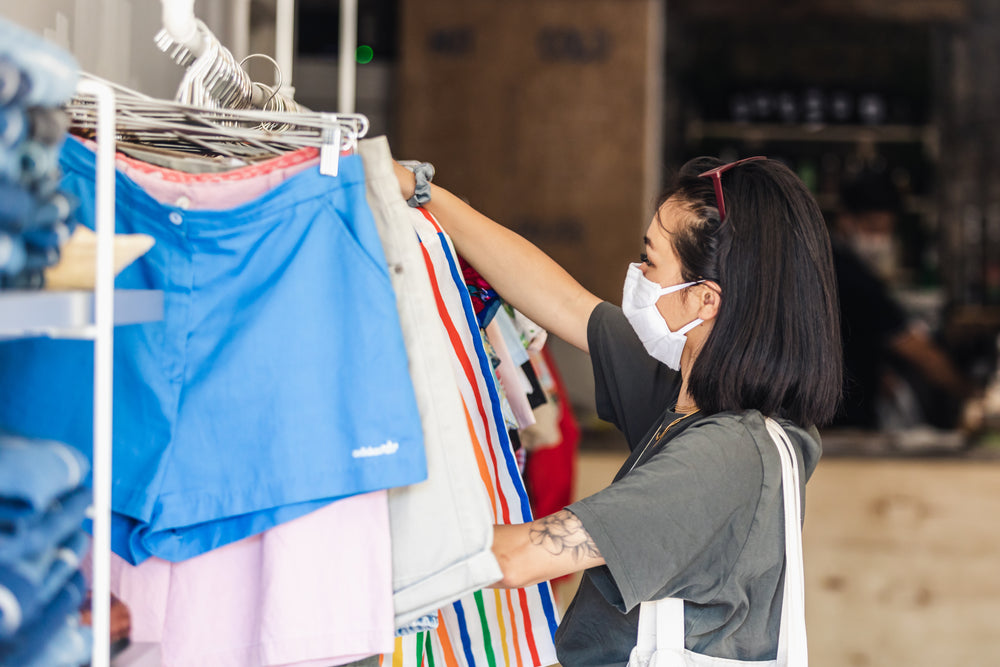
[{"x1": 395, "y1": 155, "x2": 841, "y2": 665}]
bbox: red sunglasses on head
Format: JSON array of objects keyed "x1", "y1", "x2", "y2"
[{"x1": 698, "y1": 156, "x2": 766, "y2": 222}]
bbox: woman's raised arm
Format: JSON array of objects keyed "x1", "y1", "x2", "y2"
[{"x1": 396, "y1": 162, "x2": 601, "y2": 353}]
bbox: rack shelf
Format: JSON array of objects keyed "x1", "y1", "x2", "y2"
[
  {"x1": 0, "y1": 289, "x2": 164, "y2": 339},
  {"x1": 686, "y1": 120, "x2": 938, "y2": 147}
]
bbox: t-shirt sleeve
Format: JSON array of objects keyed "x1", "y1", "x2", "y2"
[
  {"x1": 567, "y1": 418, "x2": 764, "y2": 612},
  {"x1": 587, "y1": 302, "x2": 681, "y2": 450}
]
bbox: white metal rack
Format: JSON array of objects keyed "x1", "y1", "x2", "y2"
[
  {"x1": 86, "y1": 77, "x2": 118, "y2": 667},
  {"x1": 0, "y1": 78, "x2": 163, "y2": 666},
  {"x1": 0, "y1": 3, "x2": 360, "y2": 662}
]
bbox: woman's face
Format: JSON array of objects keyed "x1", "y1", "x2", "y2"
[{"x1": 640, "y1": 198, "x2": 703, "y2": 330}]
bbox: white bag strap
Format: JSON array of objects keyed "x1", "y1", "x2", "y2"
[
  {"x1": 631, "y1": 597, "x2": 684, "y2": 665},
  {"x1": 634, "y1": 417, "x2": 808, "y2": 665},
  {"x1": 655, "y1": 598, "x2": 685, "y2": 651},
  {"x1": 632, "y1": 601, "x2": 657, "y2": 661},
  {"x1": 765, "y1": 417, "x2": 808, "y2": 666}
]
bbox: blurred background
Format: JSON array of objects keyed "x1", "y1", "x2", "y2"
[{"x1": 4, "y1": 1, "x2": 1000, "y2": 664}]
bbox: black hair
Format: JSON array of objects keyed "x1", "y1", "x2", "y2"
[{"x1": 657, "y1": 157, "x2": 842, "y2": 426}]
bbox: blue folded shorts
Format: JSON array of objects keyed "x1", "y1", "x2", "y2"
[{"x1": 0, "y1": 138, "x2": 426, "y2": 564}]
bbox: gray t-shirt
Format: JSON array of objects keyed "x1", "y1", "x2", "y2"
[{"x1": 554, "y1": 302, "x2": 821, "y2": 667}]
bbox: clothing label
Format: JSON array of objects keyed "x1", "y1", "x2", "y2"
[{"x1": 352, "y1": 441, "x2": 400, "y2": 459}]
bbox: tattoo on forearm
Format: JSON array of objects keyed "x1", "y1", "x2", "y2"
[{"x1": 528, "y1": 510, "x2": 602, "y2": 561}]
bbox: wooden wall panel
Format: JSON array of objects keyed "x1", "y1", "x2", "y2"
[{"x1": 397, "y1": 0, "x2": 664, "y2": 304}]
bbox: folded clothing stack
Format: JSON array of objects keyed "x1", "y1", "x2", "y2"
[
  {"x1": 0, "y1": 432, "x2": 93, "y2": 666},
  {"x1": 0, "y1": 17, "x2": 80, "y2": 290}
]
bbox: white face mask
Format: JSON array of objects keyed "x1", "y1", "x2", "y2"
[
  {"x1": 849, "y1": 233, "x2": 897, "y2": 282},
  {"x1": 621, "y1": 262, "x2": 703, "y2": 370}
]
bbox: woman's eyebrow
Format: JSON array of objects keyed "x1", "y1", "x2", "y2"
[{"x1": 643, "y1": 236, "x2": 654, "y2": 249}]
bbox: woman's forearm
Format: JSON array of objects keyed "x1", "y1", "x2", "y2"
[
  {"x1": 422, "y1": 182, "x2": 601, "y2": 352},
  {"x1": 491, "y1": 510, "x2": 606, "y2": 589}
]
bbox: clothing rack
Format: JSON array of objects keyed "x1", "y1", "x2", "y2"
[
  {"x1": 74, "y1": 9, "x2": 365, "y2": 664},
  {"x1": 0, "y1": 73, "x2": 165, "y2": 667},
  {"x1": 157, "y1": 0, "x2": 359, "y2": 113},
  {"x1": 61, "y1": 81, "x2": 369, "y2": 665},
  {"x1": 81, "y1": 5, "x2": 362, "y2": 663},
  {"x1": 78, "y1": 76, "x2": 116, "y2": 667},
  {"x1": 339, "y1": 0, "x2": 358, "y2": 114}
]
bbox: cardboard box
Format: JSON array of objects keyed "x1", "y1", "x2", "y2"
[{"x1": 397, "y1": 0, "x2": 664, "y2": 304}]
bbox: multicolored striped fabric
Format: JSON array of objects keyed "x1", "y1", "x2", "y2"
[{"x1": 383, "y1": 207, "x2": 559, "y2": 667}]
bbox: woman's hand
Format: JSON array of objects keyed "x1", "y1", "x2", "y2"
[{"x1": 393, "y1": 160, "x2": 417, "y2": 202}]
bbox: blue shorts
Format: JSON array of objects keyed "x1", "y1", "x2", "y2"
[{"x1": 0, "y1": 138, "x2": 426, "y2": 564}]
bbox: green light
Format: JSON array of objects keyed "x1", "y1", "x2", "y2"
[{"x1": 356, "y1": 45, "x2": 374, "y2": 64}]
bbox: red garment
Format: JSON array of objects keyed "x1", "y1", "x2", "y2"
[{"x1": 524, "y1": 346, "x2": 580, "y2": 524}]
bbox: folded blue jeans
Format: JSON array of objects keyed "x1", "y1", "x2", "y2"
[
  {"x1": 0, "y1": 57, "x2": 30, "y2": 108},
  {"x1": 0, "y1": 178, "x2": 36, "y2": 231},
  {"x1": 15, "y1": 140, "x2": 62, "y2": 185},
  {"x1": 0, "y1": 18, "x2": 78, "y2": 107},
  {"x1": 34, "y1": 531, "x2": 88, "y2": 607},
  {"x1": 0, "y1": 231, "x2": 26, "y2": 276},
  {"x1": 0, "y1": 433, "x2": 90, "y2": 525},
  {"x1": 0, "y1": 487, "x2": 91, "y2": 565},
  {"x1": 0, "y1": 531, "x2": 89, "y2": 638},
  {"x1": 0, "y1": 531, "x2": 86, "y2": 589},
  {"x1": 395, "y1": 613, "x2": 439, "y2": 637},
  {"x1": 0, "y1": 106, "x2": 26, "y2": 150},
  {"x1": 19, "y1": 616, "x2": 91, "y2": 667},
  {"x1": 0, "y1": 571, "x2": 85, "y2": 665}
]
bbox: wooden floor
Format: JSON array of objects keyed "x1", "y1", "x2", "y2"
[{"x1": 560, "y1": 448, "x2": 1000, "y2": 666}]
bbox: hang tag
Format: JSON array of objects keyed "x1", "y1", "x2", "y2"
[{"x1": 320, "y1": 123, "x2": 342, "y2": 177}]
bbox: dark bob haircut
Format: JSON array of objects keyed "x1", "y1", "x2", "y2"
[{"x1": 658, "y1": 157, "x2": 842, "y2": 427}]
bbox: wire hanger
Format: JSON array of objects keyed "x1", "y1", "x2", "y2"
[
  {"x1": 156, "y1": 19, "x2": 299, "y2": 113},
  {"x1": 66, "y1": 73, "x2": 368, "y2": 176},
  {"x1": 156, "y1": 0, "x2": 297, "y2": 113},
  {"x1": 65, "y1": 2, "x2": 366, "y2": 175}
]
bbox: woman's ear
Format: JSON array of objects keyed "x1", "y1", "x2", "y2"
[{"x1": 697, "y1": 281, "x2": 722, "y2": 322}]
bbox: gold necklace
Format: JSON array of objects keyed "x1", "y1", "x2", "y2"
[
  {"x1": 629, "y1": 409, "x2": 701, "y2": 475},
  {"x1": 652, "y1": 408, "x2": 701, "y2": 442}
]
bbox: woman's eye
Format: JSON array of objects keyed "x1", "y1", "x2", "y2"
[{"x1": 639, "y1": 252, "x2": 650, "y2": 265}]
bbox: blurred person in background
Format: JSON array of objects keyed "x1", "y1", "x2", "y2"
[{"x1": 831, "y1": 169, "x2": 974, "y2": 430}]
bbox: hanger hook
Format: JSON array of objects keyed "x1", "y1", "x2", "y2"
[{"x1": 240, "y1": 53, "x2": 283, "y2": 108}]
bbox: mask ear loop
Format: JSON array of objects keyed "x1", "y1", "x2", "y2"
[
  {"x1": 655, "y1": 279, "x2": 704, "y2": 297},
  {"x1": 676, "y1": 319, "x2": 703, "y2": 335},
  {"x1": 656, "y1": 281, "x2": 707, "y2": 334}
]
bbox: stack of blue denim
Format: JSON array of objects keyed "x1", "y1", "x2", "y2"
[
  {"x1": 0, "y1": 433, "x2": 93, "y2": 666},
  {"x1": 0, "y1": 17, "x2": 79, "y2": 290}
]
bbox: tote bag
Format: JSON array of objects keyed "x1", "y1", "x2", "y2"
[{"x1": 626, "y1": 418, "x2": 808, "y2": 667}]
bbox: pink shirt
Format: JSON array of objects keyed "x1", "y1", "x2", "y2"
[
  {"x1": 109, "y1": 144, "x2": 320, "y2": 207},
  {"x1": 112, "y1": 492, "x2": 393, "y2": 667}
]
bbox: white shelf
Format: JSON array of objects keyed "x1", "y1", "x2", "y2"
[{"x1": 0, "y1": 289, "x2": 163, "y2": 339}]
